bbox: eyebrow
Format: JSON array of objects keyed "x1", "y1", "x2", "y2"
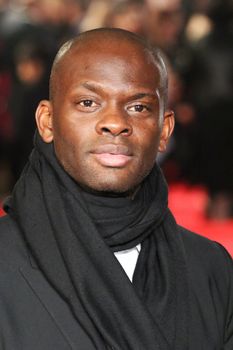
[
  {"x1": 128, "y1": 92, "x2": 158, "y2": 101},
  {"x1": 81, "y1": 82, "x2": 101, "y2": 93},
  {"x1": 81, "y1": 82, "x2": 159, "y2": 100}
]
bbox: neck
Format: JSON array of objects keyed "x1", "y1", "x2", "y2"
[{"x1": 76, "y1": 182, "x2": 141, "y2": 200}]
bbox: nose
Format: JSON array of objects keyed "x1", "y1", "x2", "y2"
[{"x1": 95, "y1": 105, "x2": 132, "y2": 137}]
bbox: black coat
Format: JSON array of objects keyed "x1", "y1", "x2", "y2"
[{"x1": 0, "y1": 214, "x2": 232, "y2": 349}]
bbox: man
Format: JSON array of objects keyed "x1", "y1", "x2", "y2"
[{"x1": 0, "y1": 28, "x2": 232, "y2": 350}]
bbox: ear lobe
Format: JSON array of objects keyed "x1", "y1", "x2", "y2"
[
  {"x1": 35, "y1": 100, "x2": 54, "y2": 143},
  {"x1": 158, "y1": 110, "x2": 175, "y2": 153}
]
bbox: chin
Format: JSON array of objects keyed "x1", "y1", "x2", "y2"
[
  {"x1": 74, "y1": 172, "x2": 137, "y2": 195},
  {"x1": 68, "y1": 163, "x2": 152, "y2": 195},
  {"x1": 78, "y1": 170, "x2": 148, "y2": 197},
  {"x1": 82, "y1": 181, "x2": 135, "y2": 195}
]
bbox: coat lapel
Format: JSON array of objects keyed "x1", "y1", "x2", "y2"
[{"x1": 20, "y1": 261, "x2": 95, "y2": 350}]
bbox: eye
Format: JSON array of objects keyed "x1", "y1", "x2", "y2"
[
  {"x1": 128, "y1": 104, "x2": 149, "y2": 113},
  {"x1": 76, "y1": 98, "x2": 100, "y2": 112},
  {"x1": 79, "y1": 99, "x2": 96, "y2": 107}
]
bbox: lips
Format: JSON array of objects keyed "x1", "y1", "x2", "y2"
[{"x1": 91, "y1": 144, "x2": 133, "y2": 167}]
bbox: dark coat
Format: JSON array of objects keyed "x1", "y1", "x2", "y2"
[{"x1": 0, "y1": 214, "x2": 232, "y2": 349}]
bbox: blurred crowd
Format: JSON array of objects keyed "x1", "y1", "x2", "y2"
[{"x1": 0, "y1": 0, "x2": 233, "y2": 219}]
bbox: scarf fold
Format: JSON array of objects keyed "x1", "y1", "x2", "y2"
[{"x1": 5, "y1": 132, "x2": 189, "y2": 350}]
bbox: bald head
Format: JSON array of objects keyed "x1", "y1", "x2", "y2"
[
  {"x1": 36, "y1": 27, "x2": 175, "y2": 194},
  {"x1": 49, "y1": 28, "x2": 168, "y2": 112}
]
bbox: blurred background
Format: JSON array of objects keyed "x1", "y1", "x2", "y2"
[{"x1": 0, "y1": 0, "x2": 232, "y2": 254}]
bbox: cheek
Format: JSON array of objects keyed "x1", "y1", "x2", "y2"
[
  {"x1": 53, "y1": 121, "x2": 81, "y2": 165},
  {"x1": 53, "y1": 111, "x2": 92, "y2": 149},
  {"x1": 135, "y1": 121, "x2": 161, "y2": 154}
]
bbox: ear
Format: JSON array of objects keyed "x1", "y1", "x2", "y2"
[
  {"x1": 35, "y1": 100, "x2": 54, "y2": 143},
  {"x1": 158, "y1": 110, "x2": 175, "y2": 153}
]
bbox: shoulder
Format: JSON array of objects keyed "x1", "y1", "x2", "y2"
[
  {"x1": 0, "y1": 214, "x2": 22, "y2": 244},
  {"x1": 179, "y1": 225, "x2": 232, "y2": 260},
  {"x1": 0, "y1": 214, "x2": 29, "y2": 268},
  {"x1": 179, "y1": 225, "x2": 233, "y2": 287},
  {"x1": 179, "y1": 226, "x2": 233, "y2": 346},
  {"x1": 179, "y1": 225, "x2": 232, "y2": 266}
]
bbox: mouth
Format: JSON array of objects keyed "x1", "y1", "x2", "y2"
[{"x1": 91, "y1": 144, "x2": 133, "y2": 168}]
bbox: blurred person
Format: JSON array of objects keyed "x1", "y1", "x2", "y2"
[
  {"x1": 7, "y1": 39, "x2": 49, "y2": 183},
  {"x1": 79, "y1": 0, "x2": 111, "y2": 31},
  {"x1": 36, "y1": 0, "x2": 85, "y2": 44},
  {"x1": 0, "y1": 1, "x2": 51, "y2": 191},
  {"x1": 0, "y1": 28, "x2": 232, "y2": 350},
  {"x1": 0, "y1": 0, "x2": 88, "y2": 188},
  {"x1": 62, "y1": 0, "x2": 89, "y2": 34},
  {"x1": 157, "y1": 54, "x2": 198, "y2": 184},
  {"x1": 184, "y1": 0, "x2": 233, "y2": 219},
  {"x1": 143, "y1": 0, "x2": 187, "y2": 60},
  {"x1": 0, "y1": 34, "x2": 13, "y2": 196},
  {"x1": 0, "y1": 0, "x2": 29, "y2": 37},
  {"x1": 104, "y1": 0, "x2": 144, "y2": 35},
  {"x1": 1, "y1": 0, "x2": 86, "y2": 74},
  {"x1": 0, "y1": 37, "x2": 12, "y2": 147}
]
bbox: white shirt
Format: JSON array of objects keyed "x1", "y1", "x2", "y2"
[{"x1": 114, "y1": 244, "x2": 141, "y2": 282}]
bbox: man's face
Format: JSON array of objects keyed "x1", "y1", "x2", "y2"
[{"x1": 37, "y1": 38, "x2": 174, "y2": 194}]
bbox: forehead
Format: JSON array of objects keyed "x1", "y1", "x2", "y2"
[
  {"x1": 55, "y1": 37, "x2": 160, "y2": 90},
  {"x1": 65, "y1": 35, "x2": 155, "y2": 64}
]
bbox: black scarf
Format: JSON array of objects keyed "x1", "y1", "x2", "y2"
[{"x1": 5, "y1": 133, "x2": 189, "y2": 350}]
